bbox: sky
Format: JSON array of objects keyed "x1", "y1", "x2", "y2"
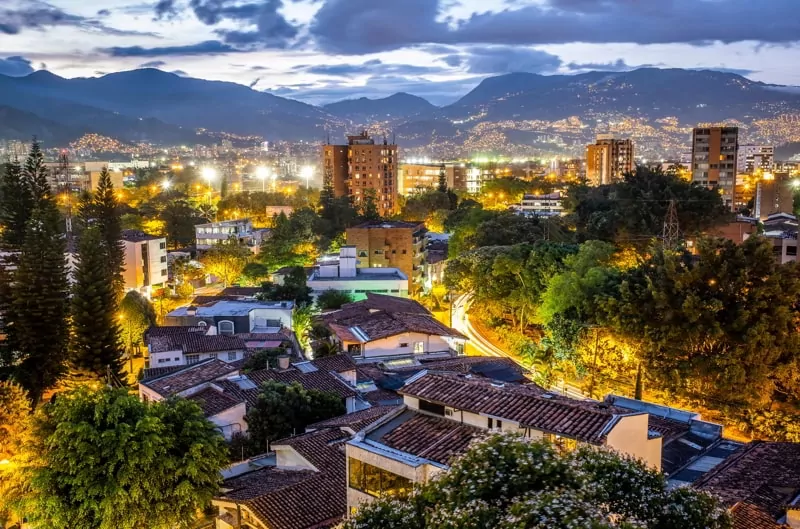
[{"x1": 1, "y1": 0, "x2": 800, "y2": 106}]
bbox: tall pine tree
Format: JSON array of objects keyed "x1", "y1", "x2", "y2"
[
  {"x1": 80, "y1": 167, "x2": 124, "y2": 294},
  {"x1": 70, "y1": 226, "x2": 124, "y2": 380},
  {"x1": 70, "y1": 226, "x2": 125, "y2": 383},
  {"x1": 0, "y1": 158, "x2": 33, "y2": 249},
  {"x1": 8, "y1": 204, "x2": 69, "y2": 404},
  {"x1": 23, "y1": 140, "x2": 51, "y2": 209}
]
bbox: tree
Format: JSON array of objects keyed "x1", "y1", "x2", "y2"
[
  {"x1": 119, "y1": 291, "x2": 157, "y2": 352},
  {"x1": 437, "y1": 163, "x2": 447, "y2": 193},
  {"x1": 258, "y1": 266, "x2": 313, "y2": 307},
  {"x1": 240, "y1": 262, "x2": 271, "y2": 286},
  {"x1": 343, "y1": 435, "x2": 730, "y2": 529},
  {"x1": 70, "y1": 226, "x2": 126, "y2": 383},
  {"x1": 316, "y1": 289, "x2": 353, "y2": 311},
  {"x1": 241, "y1": 348, "x2": 285, "y2": 371},
  {"x1": 358, "y1": 188, "x2": 381, "y2": 221},
  {"x1": 0, "y1": 380, "x2": 31, "y2": 527},
  {"x1": 604, "y1": 237, "x2": 800, "y2": 410},
  {"x1": 12, "y1": 387, "x2": 228, "y2": 529},
  {"x1": 313, "y1": 341, "x2": 340, "y2": 359},
  {"x1": 292, "y1": 305, "x2": 315, "y2": 352},
  {"x1": 259, "y1": 210, "x2": 319, "y2": 271},
  {"x1": 8, "y1": 206, "x2": 70, "y2": 404},
  {"x1": 23, "y1": 140, "x2": 51, "y2": 208},
  {"x1": 161, "y1": 200, "x2": 205, "y2": 248},
  {"x1": 246, "y1": 380, "x2": 345, "y2": 452},
  {"x1": 80, "y1": 167, "x2": 125, "y2": 294},
  {"x1": 200, "y1": 237, "x2": 252, "y2": 287},
  {"x1": 0, "y1": 158, "x2": 33, "y2": 248}
]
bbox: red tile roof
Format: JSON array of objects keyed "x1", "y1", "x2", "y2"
[
  {"x1": 149, "y1": 332, "x2": 247, "y2": 354},
  {"x1": 307, "y1": 405, "x2": 399, "y2": 432},
  {"x1": 218, "y1": 428, "x2": 350, "y2": 529},
  {"x1": 187, "y1": 387, "x2": 242, "y2": 417},
  {"x1": 309, "y1": 354, "x2": 357, "y2": 374},
  {"x1": 398, "y1": 373, "x2": 629, "y2": 444},
  {"x1": 141, "y1": 359, "x2": 239, "y2": 396},
  {"x1": 322, "y1": 303, "x2": 466, "y2": 342},
  {"x1": 341, "y1": 292, "x2": 429, "y2": 314},
  {"x1": 379, "y1": 411, "x2": 484, "y2": 465},
  {"x1": 694, "y1": 441, "x2": 800, "y2": 529},
  {"x1": 145, "y1": 325, "x2": 206, "y2": 339}
]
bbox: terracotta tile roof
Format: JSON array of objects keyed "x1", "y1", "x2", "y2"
[
  {"x1": 145, "y1": 325, "x2": 206, "y2": 339},
  {"x1": 363, "y1": 388, "x2": 403, "y2": 406},
  {"x1": 236, "y1": 332, "x2": 292, "y2": 342},
  {"x1": 323, "y1": 305, "x2": 466, "y2": 342},
  {"x1": 149, "y1": 332, "x2": 248, "y2": 354},
  {"x1": 308, "y1": 354, "x2": 357, "y2": 374},
  {"x1": 307, "y1": 405, "x2": 399, "y2": 432},
  {"x1": 140, "y1": 365, "x2": 185, "y2": 381},
  {"x1": 694, "y1": 441, "x2": 800, "y2": 528},
  {"x1": 218, "y1": 428, "x2": 350, "y2": 529},
  {"x1": 187, "y1": 387, "x2": 242, "y2": 417},
  {"x1": 398, "y1": 373, "x2": 628, "y2": 444},
  {"x1": 341, "y1": 292, "x2": 429, "y2": 314},
  {"x1": 141, "y1": 359, "x2": 239, "y2": 396},
  {"x1": 379, "y1": 411, "x2": 484, "y2": 465}
]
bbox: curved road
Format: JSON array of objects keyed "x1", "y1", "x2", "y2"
[{"x1": 452, "y1": 294, "x2": 587, "y2": 400}]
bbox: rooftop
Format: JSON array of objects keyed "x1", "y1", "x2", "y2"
[
  {"x1": 120, "y1": 229, "x2": 163, "y2": 242},
  {"x1": 694, "y1": 442, "x2": 800, "y2": 529},
  {"x1": 308, "y1": 268, "x2": 408, "y2": 282},
  {"x1": 188, "y1": 387, "x2": 243, "y2": 417},
  {"x1": 349, "y1": 220, "x2": 424, "y2": 230},
  {"x1": 399, "y1": 373, "x2": 635, "y2": 444},
  {"x1": 308, "y1": 405, "x2": 398, "y2": 433},
  {"x1": 141, "y1": 359, "x2": 239, "y2": 397},
  {"x1": 149, "y1": 332, "x2": 247, "y2": 354},
  {"x1": 145, "y1": 326, "x2": 207, "y2": 339},
  {"x1": 167, "y1": 299, "x2": 294, "y2": 318}
]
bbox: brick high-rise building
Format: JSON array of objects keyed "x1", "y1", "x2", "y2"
[
  {"x1": 322, "y1": 131, "x2": 398, "y2": 215},
  {"x1": 586, "y1": 135, "x2": 634, "y2": 185},
  {"x1": 691, "y1": 126, "x2": 739, "y2": 209},
  {"x1": 345, "y1": 220, "x2": 427, "y2": 294}
]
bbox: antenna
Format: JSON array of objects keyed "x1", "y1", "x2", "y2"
[{"x1": 661, "y1": 199, "x2": 681, "y2": 248}]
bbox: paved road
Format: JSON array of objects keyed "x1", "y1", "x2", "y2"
[{"x1": 452, "y1": 294, "x2": 587, "y2": 400}]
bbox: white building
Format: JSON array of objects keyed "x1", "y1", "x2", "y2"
[
  {"x1": 737, "y1": 145, "x2": 774, "y2": 174},
  {"x1": 121, "y1": 230, "x2": 168, "y2": 297},
  {"x1": 165, "y1": 299, "x2": 295, "y2": 334},
  {"x1": 195, "y1": 219, "x2": 270, "y2": 253},
  {"x1": 309, "y1": 247, "x2": 409, "y2": 301},
  {"x1": 145, "y1": 327, "x2": 249, "y2": 367},
  {"x1": 518, "y1": 192, "x2": 565, "y2": 217}
]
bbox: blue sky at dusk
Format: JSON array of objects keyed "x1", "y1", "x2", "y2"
[{"x1": 1, "y1": 0, "x2": 799, "y2": 105}]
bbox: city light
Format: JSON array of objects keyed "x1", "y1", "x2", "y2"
[
  {"x1": 301, "y1": 166, "x2": 313, "y2": 190},
  {"x1": 201, "y1": 167, "x2": 217, "y2": 183},
  {"x1": 161, "y1": 178, "x2": 172, "y2": 190},
  {"x1": 256, "y1": 166, "x2": 270, "y2": 192}
]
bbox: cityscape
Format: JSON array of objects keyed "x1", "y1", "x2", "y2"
[{"x1": 3, "y1": 2, "x2": 800, "y2": 529}]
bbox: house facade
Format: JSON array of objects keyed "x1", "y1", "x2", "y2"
[
  {"x1": 165, "y1": 300, "x2": 294, "y2": 334},
  {"x1": 121, "y1": 230, "x2": 168, "y2": 297}
]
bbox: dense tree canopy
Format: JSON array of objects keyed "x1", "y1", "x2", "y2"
[
  {"x1": 200, "y1": 237, "x2": 252, "y2": 287},
  {"x1": 0, "y1": 158, "x2": 33, "y2": 249},
  {"x1": 316, "y1": 289, "x2": 354, "y2": 311},
  {"x1": 344, "y1": 435, "x2": 730, "y2": 529},
  {"x1": 119, "y1": 291, "x2": 157, "y2": 351},
  {"x1": 246, "y1": 380, "x2": 345, "y2": 452}
]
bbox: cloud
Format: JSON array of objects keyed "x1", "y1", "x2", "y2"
[
  {"x1": 444, "y1": 46, "x2": 562, "y2": 74},
  {"x1": 309, "y1": 0, "x2": 800, "y2": 54},
  {"x1": 693, "y1": 67, "x2": 758, "y2": 77},
  {"x1": 171, "y1": 69, "x2": 189, "y2": 76},
  {"x1": 299, "y1": 59, "x2": 446, "y2": 77},
  {"x1": 0, "y1": 56, "x2": 34, "y2": 77},
  {"x1": 566, "y1": 59, "x2": 650, "y2": 72},
  {"x1": 96, "y1": 9, "x2": 110, "y2": 16},
  {"x1": 99, "y1": 40, "x2": 241, "y2": 57},
  {"x1": 154, "y1": 0, "x2": 178, "y2": 19},
  {"x1": 139, "y1": 60, "x2": 167, "y2": 68},
  {"x1": 0, "y1": 0, "x2": 159, "y2": 36}
]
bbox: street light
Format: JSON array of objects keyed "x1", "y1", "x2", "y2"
[
  {"x1": 301, "y1": 166, "x2": 313, "y2": 190},
  {"x1": 256, "y1": 166, "x2": 269, "y2": 192},
  {"x1": 161, "y1": 178, "x2": 171, "y2": 191},
  {"x1": 201, "y1": 167, "x2": 217, "y2": 185}
]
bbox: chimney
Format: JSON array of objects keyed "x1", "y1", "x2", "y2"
[
  {"x1": 277, "y1": 355, "x2": 290, "y2": 370},
  {"x1": 186, "y1": 306, "x2": 197, "y2": 316}
]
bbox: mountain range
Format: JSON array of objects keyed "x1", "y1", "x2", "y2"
[{"x1": 2, "y1": 67, "x2": 800, "y2": 156}]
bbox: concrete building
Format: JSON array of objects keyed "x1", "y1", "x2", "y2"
[
  {"x1": 323, "y1": 131, "x2": 398, "y2": 216},
  {"x1": 763, "y1": 212, "x2": 798, "y2": 264},
  {"x1": 518, "y1": 192, "x2": 565, "y2": 217},
  {"x1": 754, "y1": 173, "x2": 794, "y2": 220},
  {"x1": 194, "y1": 219, "x2": 270, "y2": 253},
  {"x1": 346, "y1": 220, "x2": 427, "y2": 294},
  {"x1": 309, "y1": 246, "x2": 409, "y2": 300},
  {"x1": 165, "y1": 299, "x2": 295, "y2": 334},
  {"x1": 691, "y1": 126, "x2": 739, "y2": 209},
  {"x1": 737, "y1": 144, "x2": 774, "y2": 174},
  {"x1": 398, "y1": 163, "x2": 467, "y2": 194},
  {"x1": 121, "y1": 230, "x2": 168, "y2": 297},
  {"x1": 586, "y1": 135, "x2": 634, "y2": 185}
]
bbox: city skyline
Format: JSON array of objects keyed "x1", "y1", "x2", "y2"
[{"x1": 1, "y1": 0, "x2": 800, "y2": 105}]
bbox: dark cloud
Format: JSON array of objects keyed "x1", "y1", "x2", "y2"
[
  {"x1": 154, "y1": 0, "x2": 178, "y2": 19},
  {"x1": 299, "y1": 59, "x2": 446, "y2": 77},
  {"x1": 96, "y1": 9, "x2": 110, "y2": 16},
  {"x1": 139, "y1": 60, "x2": 167, "y2": 68},
  {"x1": 0, "y1": 56, "x2": 34, "y2": 77},
  {"x1": 309, "y1": 0, "x2": 800, "y2": 54},
  {"x1": 444, "y1": 46, "x2": 562, "y2": 74},
  {"x1": 171, "y1": 69, "x2": 189, "y2": 76},
  {"x1": 0, "y1": 1, "x2": 159, "y2": 36},
  {"x1": 99, "y1": 40, "x2": 241, "y2": 57},
  {"x1": 249, "y1": 77, "x2": 261, "y2": 88},
  {"x1": 566, "y1": 59, "x2": 649, "y2": 72},
  {"x1": 695, "y1": 67, "x2": 758, "y2": 77}
]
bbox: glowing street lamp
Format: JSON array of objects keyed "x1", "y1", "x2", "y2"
[
  {"x1": 301, "y1": 166, "x2": 313, "y2": 190},
  {"x1": 161, "y1": 178, "x2": 172, "y2": 191},
  {"x1": 201, "y1": 167, "x2": 217, "y2": 185},
  {"x1": 256, "y1": 166, "x2": 269, "y2": 192}
]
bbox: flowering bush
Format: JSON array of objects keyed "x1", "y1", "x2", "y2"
[{"x1": 342, "y1": 435, "x2": 731, "y2": 529}]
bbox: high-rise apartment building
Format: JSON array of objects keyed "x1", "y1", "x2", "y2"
[
  {"x1": 399, "y1": 163, "x2": 467, "y2": 194},
  {"x1": 322, "y1": 131, "x2": 398, "y2": 215},
  {"x1": 737, "y1": 145, "x2": 774, "y2": 175},
  {"x1": 691, "y1": 126, "x2": 739, "y2": 209},
  {"x1": 586, "y1": 135, "x2": 634, "y2": 185}
]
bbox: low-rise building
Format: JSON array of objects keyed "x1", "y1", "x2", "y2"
[
  {"x1": 320, "y1": 293, "x2": 467, "y2": 361},
  {"x1": 145, "y1": 326, "x2": 248, "y2": 367},
  {"x1": 121, "y1": 230, "x2": 168, "y2": 297},
  {"x1": 165, "y1": 299, "x2": 294, "y2": 334},
  {"x1": 518, "y1": 192, "x2": 565, "y2": 217},
  {"x1": 195, "y1": 219, "x2": 271, "y2": 253},
  {"x1": 309, "y1": 246, "x2": 409, "y2": 300},
  {"x1": 763, "y1": 212, "x2": 798, "y2": 264}
]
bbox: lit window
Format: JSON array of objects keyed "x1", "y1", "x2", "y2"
[{"x1": 413, "y1": 342, "x2": 424, "y2": 354}]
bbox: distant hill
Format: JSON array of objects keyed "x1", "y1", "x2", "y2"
[
  {"x1": 2, "y1": 67, "x2": 800, "y2": 155},
  {"x1": 324, "y1": 92, "x2": 437, "y2": 121}
]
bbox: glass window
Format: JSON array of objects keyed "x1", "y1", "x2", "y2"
[
  {"x1": 348, "y1": 458, "x2": 413, "y2": 498},
  {"x1": 218, "y1": 321, "x2": 235, "y2": 335},
  {"x1": 413, "y1": 342, "x2": 424, "y2": 354},
  {"x1": 227, "y1": 351, "x2": 237, "y2": 361},
  {"x1": 186, "y1": 354, "x2": 200, "y2": 365},
  {"x1": 399, "y1": 342, "x2": 409, "y2": 348},
  {"x1": 543, "y1": 433, "x2": 578, "y2": 452}
]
